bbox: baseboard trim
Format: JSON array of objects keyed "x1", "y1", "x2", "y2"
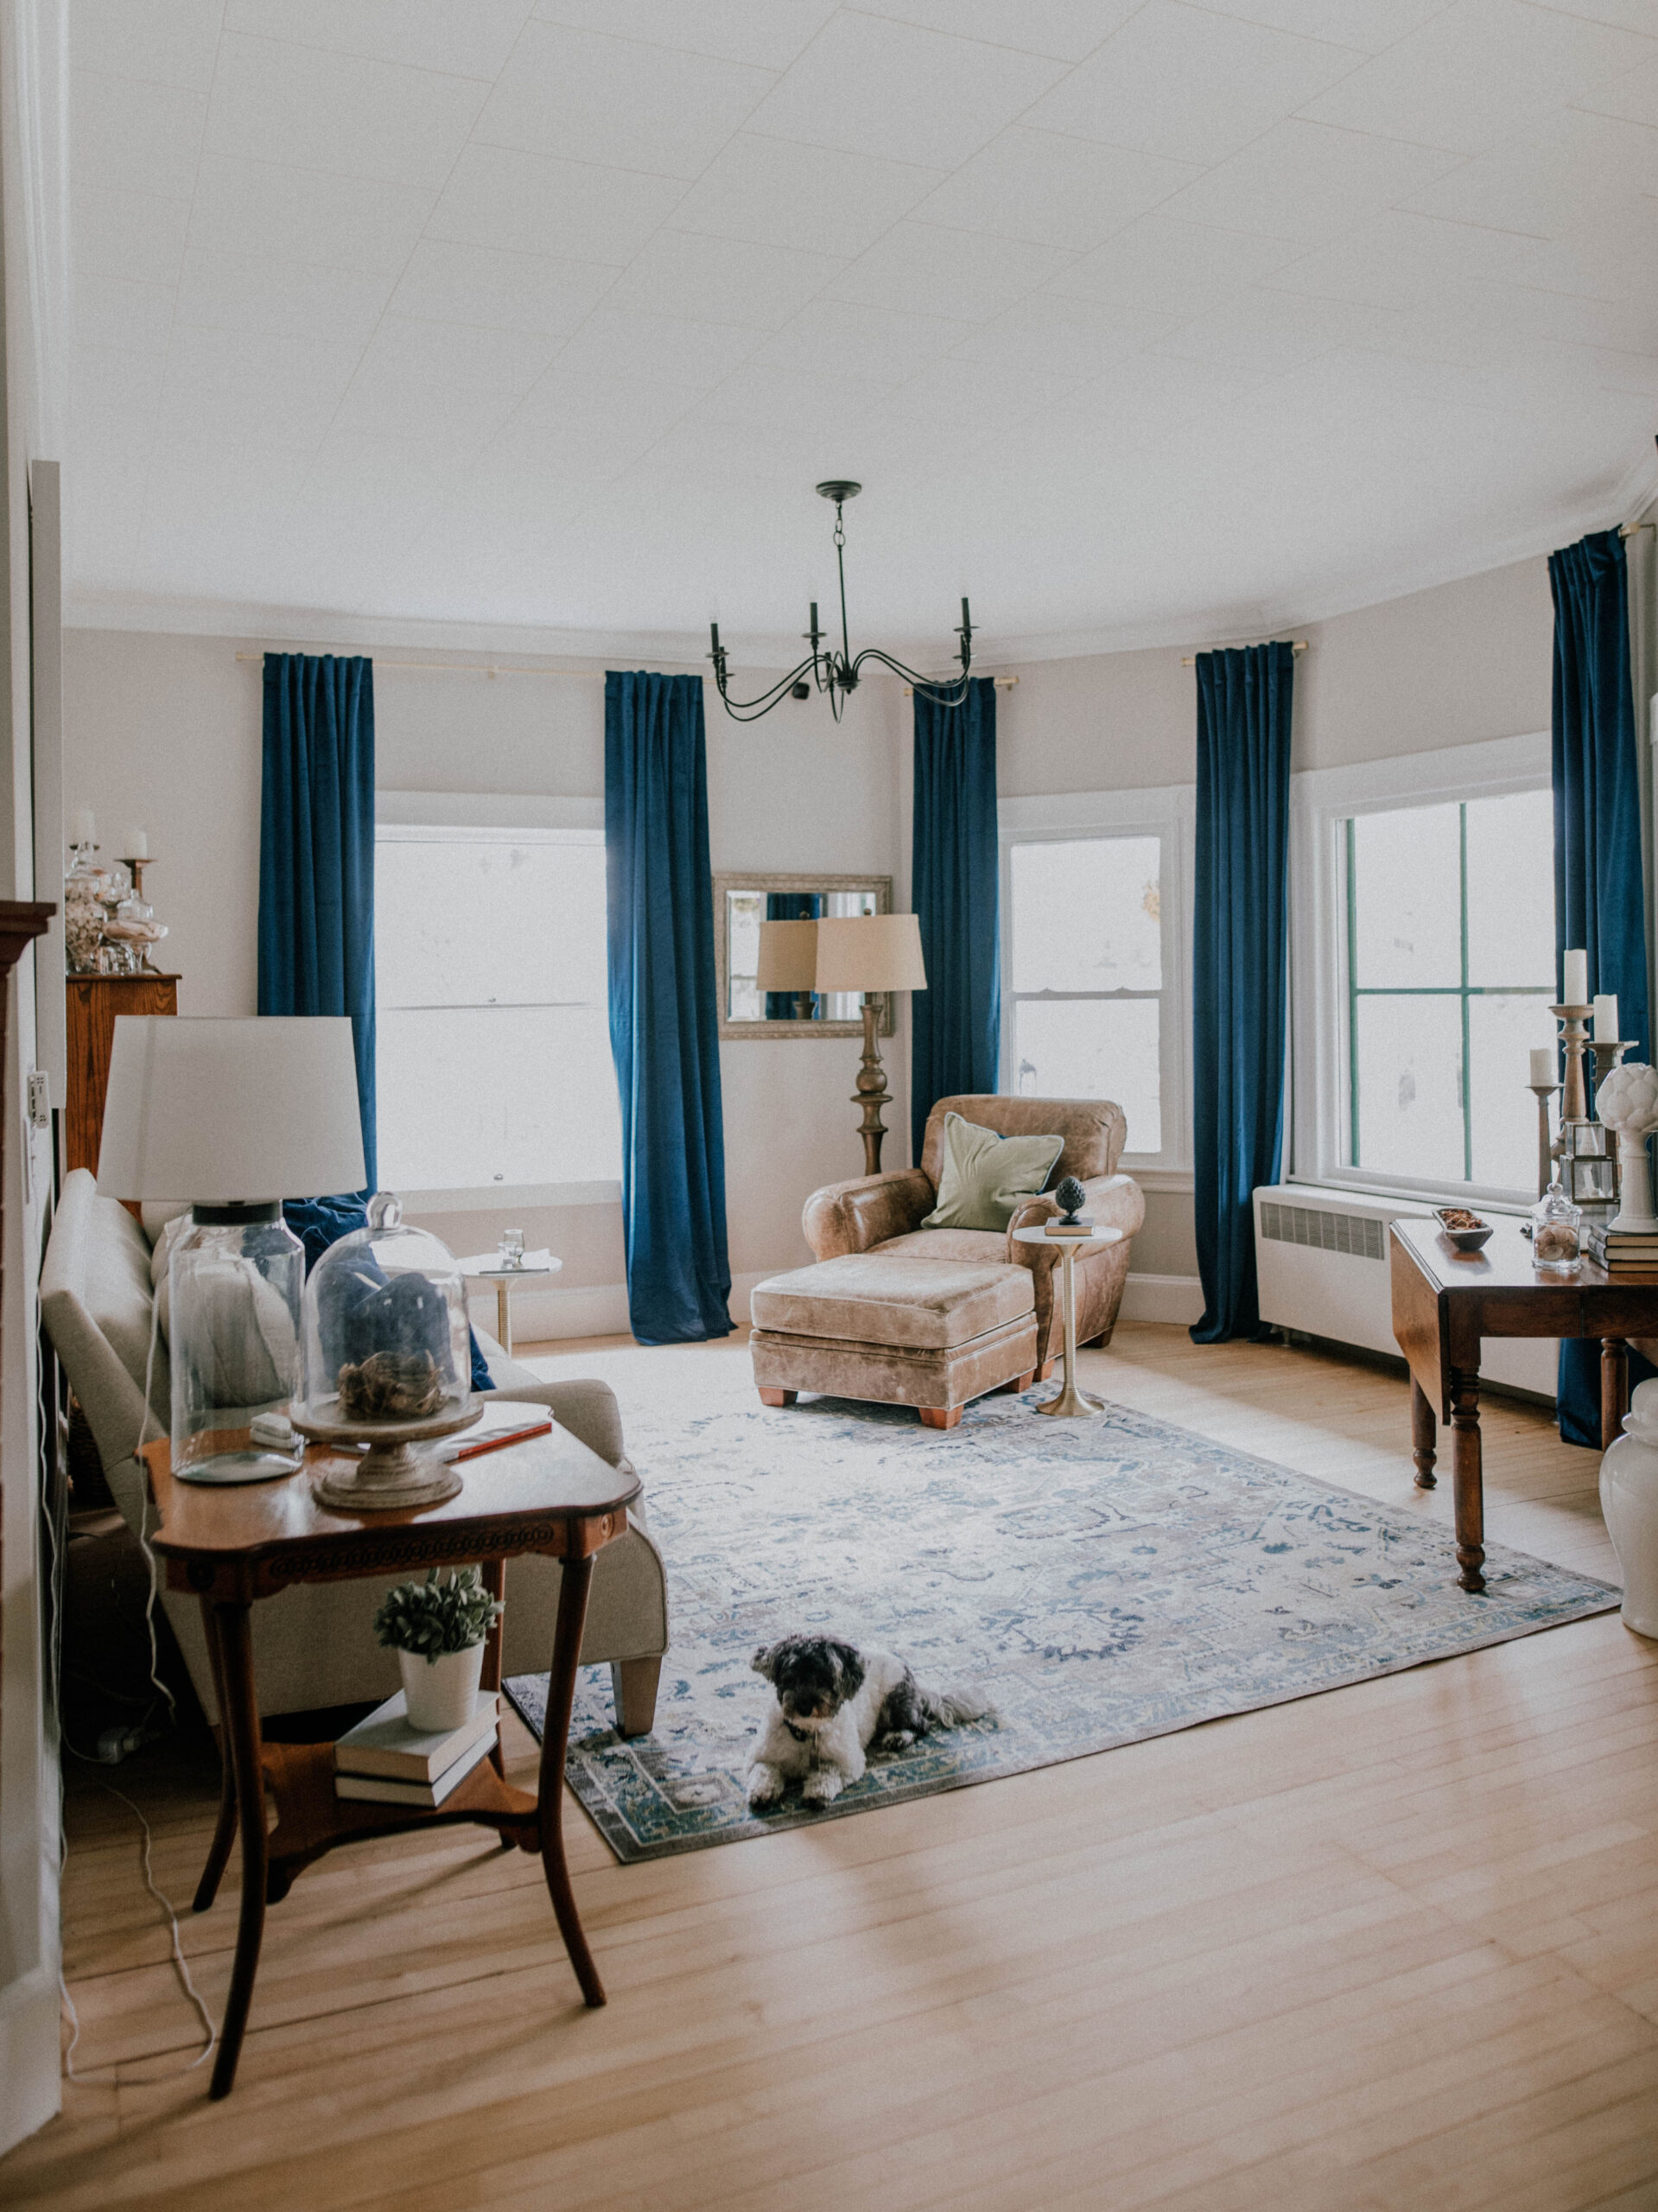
[
  {"x1": 1120, "y1": 1273, "x2": 1205, "y2": 1326},
  {"x1": 471, "y1": 1268, "x2": 774, "y2": 1343}
]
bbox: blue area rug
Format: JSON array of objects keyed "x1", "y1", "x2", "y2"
[{"x1": 506, "y1": 1373, "x2": 1617, "y2": 1863}]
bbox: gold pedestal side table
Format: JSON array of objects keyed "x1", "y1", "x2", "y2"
[
  {"x1": 458, "y1": 1249, "x2": 562, "y2": 1356},
  {"x1": 1012, "y1": 1224, "x2": 1124, "y2": 1417}
]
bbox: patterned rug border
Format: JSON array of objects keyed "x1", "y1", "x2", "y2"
[{"x1": 506, "y1": 1387, "x2": 1621, "y2": 1863}]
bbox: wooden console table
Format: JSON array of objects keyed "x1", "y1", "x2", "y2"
[
  {"x1": 145, "y1": 1427, "x2": 639, "y2": 2099},
  {"x1": 66, "y1": 969, "x2": 179, "y2": 1173},
  {"x1": 1389, "y1": 1217, "x2": 1658, "y2": 1594}
]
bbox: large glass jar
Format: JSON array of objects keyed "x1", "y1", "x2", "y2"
[
  {"x1": 168, "y1": 1205, "x2": 305, "y2": 1482},
  {"x1": 299, "y1": 1193, "x2": 470, "y2": 1426}
]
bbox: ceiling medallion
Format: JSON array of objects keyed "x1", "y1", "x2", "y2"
[{"x1": 708, "y1": 481, "x2": 974, "y2": 722}]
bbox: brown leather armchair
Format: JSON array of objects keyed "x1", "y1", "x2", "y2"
[{"x1": 802, "y1": 1095, "x2": 1145, "y2": 1370}]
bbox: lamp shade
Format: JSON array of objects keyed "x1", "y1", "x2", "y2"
[
  {"x1": 755, "y1": 918, "x2": 819, "y2": 992},
  {"x1": 98, "y1": 1016, "x2": 367, "y2": 1203},
  {"x1": 813, "y1": 913, "x2": 927, "y2": 995}
]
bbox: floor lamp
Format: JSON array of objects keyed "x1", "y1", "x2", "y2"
[{"x1": 813, "y1": 913, "x2": 928, "y2": 1174}]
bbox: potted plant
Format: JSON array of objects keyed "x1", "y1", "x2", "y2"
[{"x1": 372, "y1": 1567, "x2": 502, "y2": 1732}]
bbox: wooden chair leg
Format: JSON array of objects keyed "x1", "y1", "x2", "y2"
[
  {"x1": 1037, "y1": 1359, "x2": 1055, "y2": 1382},
  {"x1": 918, "y1": 1405, "x2": 963, "y2": 1430},
  {"x1": 993, "y1": 1370, "x2": 1038, "y2": 1394},
  {"x1": 611, "y1": 1656, "x2": 662, "y2": 1738},
  {"x1": 758, "y1": 1388, "x2": 797, "y2": 1408}
]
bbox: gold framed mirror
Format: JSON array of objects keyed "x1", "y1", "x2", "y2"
[{"x1": 714, "y1": 872, "x2": 895, "y2": 1039}]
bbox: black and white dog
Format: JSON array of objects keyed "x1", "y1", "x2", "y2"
[{"x1": 745, "y1": 1635, "x2": 994, "y2": 1808}]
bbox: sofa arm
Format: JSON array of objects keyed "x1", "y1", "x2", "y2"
[
  {"x1": 803, "y1": 1170, "x2": 934, "y2": 1261},
  {"x1": 490, "y1": 1376, "x2": 626, "y2": 1469}
]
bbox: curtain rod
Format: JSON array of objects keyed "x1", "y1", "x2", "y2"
[
  {"x1": 1623, "y1": 520, "x2": 1655, "y2": 539},
  {"x1": 902, "y1": 674, "x2": 1019, "y2": 695},
  {"x1": 235, "y1": 652, "x2": 1019, "y2": 688},
  {"x1": 1181, "y1": 640, "x2": 1309, "y2": 667}
]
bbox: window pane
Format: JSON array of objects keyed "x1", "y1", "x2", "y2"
[
  {"x1": 1010, "y1": 836, "x2": 1161, "y2": 993},
  {"x1": 1349, "y1": 802, "x2": 1460, "y2": 988},
  {"x1": 1468, "y1": 994, "x2": 1555, "y2": 1189},
  {"x1": 1013, "y1": 998, "x2": 1159, "y2": 1155},
  {"x1": 378, "y1": 1006, "x2": 621, "y2": 1190},
  {"x1": 376, "y1": 836, "x2": 607, "y2": 1010},
  {"x1": 1353, "y1": 993, "x2": 1464, "y2": 1181},
  {"x1": 1465, "y1": 789, "x2": 1553, "y2": 988}
]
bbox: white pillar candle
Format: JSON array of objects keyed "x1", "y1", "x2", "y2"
[
  {"x1": 124, "y1": 826, "x2": 148, "y2": 860},
  {"x1": 1530, "y1": 1046, "x2": 1556, "y2": 1085},
  {"x1": 73, "y1": 806, "x2": 95, "y2": 845},
  {"x1": 1563, "y1": 948, "x2": 1589, "y2": 1006},
  {"x1": 1594, "y1": 992, "x2": 1618, "y2": 1041}
]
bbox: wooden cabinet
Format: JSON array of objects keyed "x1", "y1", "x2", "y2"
[{"x1": 65, "y1": 972, "x2": 180, "y2": 1177}]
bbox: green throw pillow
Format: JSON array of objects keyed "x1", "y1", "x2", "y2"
[{"x1": 923, "y1": 1111, "x2": 1064, "y2": 1232}]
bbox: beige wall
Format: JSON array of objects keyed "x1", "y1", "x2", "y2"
[{"x1": 61, "y1": 628, "x2": 905, "y2": 1318}]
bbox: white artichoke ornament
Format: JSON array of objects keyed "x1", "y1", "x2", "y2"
[{"x1": 1598, "y1": 1061, "x2": 1658, "y2": 1134}]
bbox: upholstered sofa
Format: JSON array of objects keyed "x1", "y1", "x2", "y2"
[
  {"x1": 801, "y1": 1095, "x2": 1145, "y2": 1371},
  {"x1": 41, "y1": 1170, "x2": 668, "y2": 1734}
]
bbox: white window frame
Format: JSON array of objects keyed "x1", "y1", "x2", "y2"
[
  {"x1": 999, "y1": 784, "x2": 1195, "y2": 1181},
  {"x1": 374, "y1": 790, "x2": 620, "y2": 1210},
  {"x1": 1288, "y1": 731, "x2": 1552, "y2": 1209}
]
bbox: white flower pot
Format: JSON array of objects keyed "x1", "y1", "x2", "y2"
[
  {"x1": 398, "y1": 1641, "x2": 486, "y2": 1732},
  {"x1": 1599, "y1": 1377, "x2": 1658, "y2": 1639}
]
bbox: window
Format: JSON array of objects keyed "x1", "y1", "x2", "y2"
[
  {"x1": 1339, "y1": 786, "x2": 1554, "y2": 1194},
  {"x1": 374, "y1": 824, "x2": 620, "y2": 1194},
  {"x1": 1001, "y1": 806, "x2": 1188, "y2": 1170}
]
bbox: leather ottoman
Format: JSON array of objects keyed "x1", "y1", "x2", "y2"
[{"x1": 749, "y1": 1252, "x2": 1039, "y2": 1430}]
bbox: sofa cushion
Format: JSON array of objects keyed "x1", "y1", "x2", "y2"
[
  {"x1": 751, "y1": 1252, "x2": 1033, "y2": 1350},
  {"x1": 923, "y1": 1111, "x2": 1063, "y2": 1232},
  {"x1": 872, "y1": 1227, "x2": 1006, "y2": 1266}
]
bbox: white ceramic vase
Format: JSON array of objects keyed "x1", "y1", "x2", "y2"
[
  {"x1": 1599, "y1": 1377, "x2": 1658, "y2": 1638},
  {"x1": 398, "y1": 1640, "x2": 485, "y2": 1732}
]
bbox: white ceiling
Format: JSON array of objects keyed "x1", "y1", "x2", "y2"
[{"x1": 63, "y1": 0, "x2": 1658, "y2": 661}]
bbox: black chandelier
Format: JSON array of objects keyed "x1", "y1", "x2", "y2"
[{"x1": 708, "y1": 481, "x2": 973, "y2": 723}]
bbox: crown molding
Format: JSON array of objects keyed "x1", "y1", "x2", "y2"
[{"x1": 65, "y1": 441, "x2": 1658, "y2": 670}]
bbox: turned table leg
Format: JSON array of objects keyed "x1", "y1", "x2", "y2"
[
  {"x1": 1602, "y1": 1338, "x2": 1629, "y2": 1451},
  {"x1": 1411, "y1": 1379, "x2": 1438, "y2": 1491},
  {"x1": 1448, "y1": 1367, "x2": 1485, "y2": 1594},
  {"x1": 194, "y1": 1599, "x2": 238, "y2": 1914},
  {"x1": 537, "y1": 1551, "x2": 605, "y2": 2008},
  {"x1": 210, "y1": 1600, "x2": 268, "y2": 2100}
]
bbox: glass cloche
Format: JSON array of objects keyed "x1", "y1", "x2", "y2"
[{"x1": 299, "y1": 1193, "x2": 471, "y2": 1429}]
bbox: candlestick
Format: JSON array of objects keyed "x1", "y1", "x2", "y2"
[
  {"x1": 1551, "y1": 1002, "x2": 1594, "y2": 1122},
  {"x1": 1563, "y1": 948, "x2": 1589, "y2": 1006},
  {"x1": 1528, "y1": 1081, "x2": 1561, "y2": 1199}
]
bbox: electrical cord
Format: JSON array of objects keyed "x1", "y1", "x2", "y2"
[{"x1": 46, "y1": 1293, "x2": 217, "y2": 2082}]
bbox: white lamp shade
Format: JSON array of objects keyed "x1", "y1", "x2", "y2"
[
  {"x1": 813, "y1": 913, "x2": 928, "y2": 995},
  {"x1": 98, "y1": 1016, "x2": 367, "y2": 1203},
  {"x1": 755, "y1": 918, "x2": 819, "y2": 992}
]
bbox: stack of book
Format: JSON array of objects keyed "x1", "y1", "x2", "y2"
[
  {"x1": 1045, "y1": 1215, "x2": 1095, "y2": 1238},
  {"x1": 334, "y1": 1689, "x2": 499, "y2": 1808},
  {"x1": 1586, "y1": 1224, "x2": 1658, "y2": 1274}
]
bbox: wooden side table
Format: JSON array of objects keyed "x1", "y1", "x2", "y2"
[
  {"x1": 1389, "y1": 1217, "x2": 1658, "y2": 1592},
  {"x1": 145, "y1": 1427, "x2": 638, "y2": 2099},
  {"x1": 457, "y1": 1250, "x2": 562, "y2": 1356}
]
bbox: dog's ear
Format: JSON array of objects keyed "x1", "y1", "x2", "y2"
[
  {"x1": 829, "y1": 1641, "x2": 866, "y2": 1699},
  {"x1": 751, "y1": 1643, "x2": 780, "y2": 1681}
]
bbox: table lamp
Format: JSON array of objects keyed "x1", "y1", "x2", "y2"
[
  {"x1": 812, "y1": 913, "x2": 928, "y2": 1173},
  {"x1": 755, "y1": 916, "x2": 818, "y2": 1020},
  {"x1": 98, "y1": 1016, "x2": 367, "y2": 1484}
]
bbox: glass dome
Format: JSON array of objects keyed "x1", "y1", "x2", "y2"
[{"x1": 299, "y1": 1193, "x2": 471, "y2": 1427}]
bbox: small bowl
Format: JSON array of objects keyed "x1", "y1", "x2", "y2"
[{"x1": 1433, "y1": 1208, "x2": 1494, "y2": 1254}]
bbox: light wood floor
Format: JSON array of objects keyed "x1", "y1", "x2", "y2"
[{"x1": 8, "y1": 1324, "x2": 1658, "y2": 2212}]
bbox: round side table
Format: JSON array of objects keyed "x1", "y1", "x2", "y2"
[
  {"x1": 457, "y1": 1251, "x2": 562, "y2": 1357},
  {"x1": 1011, "y1": 1224, "x2": 1124, "y2": 1418}
]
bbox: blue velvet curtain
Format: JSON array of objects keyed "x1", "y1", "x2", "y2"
[
  {"x1": 912, "y1": 677, "x2": 1000, "y2": 1162},
  {"x1": 1191, "y1": 642, "x2": 1294, "y2": 1344},
  {"x1": 1551, "y1": 530, "x2": 1652, "y2": 1444},
  {"x1": 605, "y1": 671, "x2": 733, "y2": 1344},
  {"x1": 257, "y1": 653, "x2": 377, "y2": 1191},
  {"x1": 765, "y1": 891, "x2": 823, "y2": 1020}
]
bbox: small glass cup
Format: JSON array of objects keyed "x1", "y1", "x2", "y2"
[
  {"x1": 499, "y1": 1229, "x2": 525, "y2": 1270},
  {"x1": 1532, "y1": 1179, "x2": 1582, "y2": 1272}
]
